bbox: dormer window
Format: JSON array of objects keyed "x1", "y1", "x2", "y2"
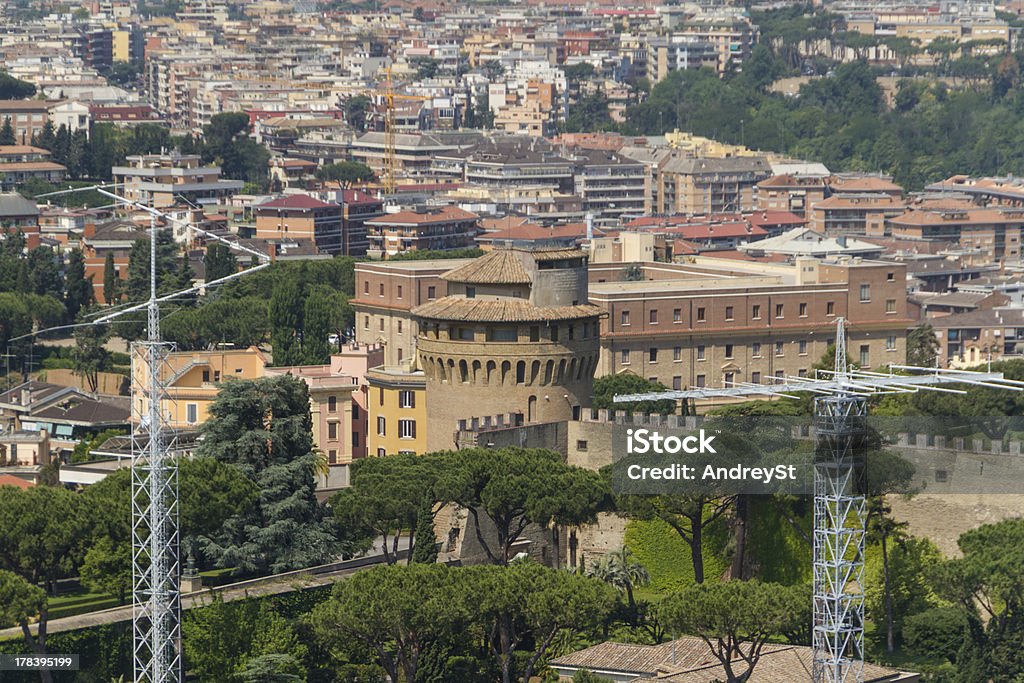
[{"x1": 466, "y1": 286, "x2": 476, "y2": 298}]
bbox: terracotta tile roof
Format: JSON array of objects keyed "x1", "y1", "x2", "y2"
[
  {"x1": 0, "y1": 161, "x2": 67, "y2": 172},
  {"x1": 550, "y1": 638, "x2": 735, "y2": 675},
  {"x1": 0, "y1": 145, "x2": 50, "y2": 156},
  {"x1": 633, "y1": 644, "x2": 911, "y2": 682},
  {"x1": 889, "y1": 207, "x2": 1024, "y2": 226},
  {"x1": 412, "y1": 297, "x2": 602, "y2": 322},
  {"x1": 553, "y1": 638, "x2": 913, "y2": 683},
  {"x1": 663, "y1": 223, "x2": 767, "y2": 240},
  {"x1": 479, "y1": 222, "x2": 591, "y2": 242},
  {"x1": 366, "y1": 205, "x2": 478, "y2": 226},
  {"x1": 829, "y1": 176, "x2": 903, "y2": 193},
  {"x1": 529, "y1": 248, "x2": 588, "y2": 260},
  {"x1": 0, "y1": 474, "x2": 32, "y2": 490},
  {"x1": 442, "y1": 250, "x2": 532, "y2": 284},
  {"x1": 746, "y1": 210, "x2": 807, "y2": 227}
]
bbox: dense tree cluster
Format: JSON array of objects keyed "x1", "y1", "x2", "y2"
[
  {"x1": 612, "y1": 7, "x2": 1024, "y2": 190},
  {"x1": 333, "y1": 447, "x2": 610, "y2": 567},
  {"x1": 310, "y1": 562, "x2": 617, "y2": 683},
  {"x1": 0, "y1": 232, "x2": 93, "y2": 360}
]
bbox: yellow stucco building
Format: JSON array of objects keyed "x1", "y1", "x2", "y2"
[
  {"x1": 366, "y1": 362, "x2": 427, "y2": 456},
  {"x1": 131, "y1": 346, "x2": 269, "y2": 430}
]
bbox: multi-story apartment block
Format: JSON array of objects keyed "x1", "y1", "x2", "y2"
[
  {"x1": 339, "y1": 190, "x2": 384, "y2": 257},
  {"x1": 756, "y1": 174, "x2": 829, "y2": 220},
  {"x1": 131, "y1": 347, "x2": 269, "y2": 430},
  {"x1": 81, "y1": 218, "x2": 146, "y2": 304},
  {"x1": 658, "y1": 156, "x2": 771, "y2": 215},
  {"x1": 588, "y1": 257, "x2": 911, "y2": 391},
  {"x1": 112, "y1": 152, "x2": 244, "y2": 208},
  {"x1": 810, "y1": 194, "x2": 906, "y2": 236},
  {"x1": 254, "y1": 194, "x2": 344, "y2": 255},
  {"x1": 674, "y1": 13, "x2": 758, "y2": 74},
  {"x1": 571, "y1": 149, "x2": 649, "y2": 218},
  {"x1": 930, "y1": 307, "x2": 1024, "y2": 368},
  {"x1": 349, "y1": 131, "x2": 484, "y2": 184},
  {"x1": 352, "y1": 258, "x2": 473, "y2": 366},
  {"x1": 266, "y1": 344, "x2": 384, "y2": 482},
  {"x1": 365, "y1": 206, "x2": 480, "y2": 259},
  {"x1": 646, "y1": 36, "x2": 718, "y2": 82},
  {"x1": 888, "y1": 207, "x2": 1024, "y2": 264},
  {"x1": 433, "y1": 138, "x2": 575, "y2": 193},
  {"x1": 0, "y1": 146, "x2": 66, "y2": 191}
]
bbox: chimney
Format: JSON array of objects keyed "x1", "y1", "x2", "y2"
[{"x1": 84, "y1": 221, "x2": 97, "y2": 239}]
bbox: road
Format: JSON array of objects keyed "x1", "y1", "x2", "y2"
[{"x1": 0, "y1": 550, "x2": 406, "y2": 640}]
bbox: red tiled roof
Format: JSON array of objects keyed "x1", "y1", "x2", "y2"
[
  {"x1": 0, "y1": 474, "x2": 32, "y2": 489},
  {"x1": 479, "y1": 222, "x2": 589, "y2": 242},
  {"x1": 367, "y1": 205, "x2": 478, "y2": 226},
  {"x1": 258, "y1": 194, "x2": 336, "y2": 210},
  {"x1": 746, "y1": 210, "x2": 807, "y2": 227}
]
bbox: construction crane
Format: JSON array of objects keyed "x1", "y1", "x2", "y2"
[
  {"x1": 613, "y1": 317, "x2": 1024, "y2": 683},
  {"x1": 381, "y1": 66, "x2": 429, "y2": 196},
  {"x1": 36, "y1": 184, "x2": 270, "y2": 683}
]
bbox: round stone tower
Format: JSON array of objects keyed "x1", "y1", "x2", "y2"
[{"x1": 414, "y1": 247, "x2": 603, "y2": 452}]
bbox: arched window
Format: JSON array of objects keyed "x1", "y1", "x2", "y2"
[
  {"x1": 528, "y1": 395, "x2": 537, "y2": 422},
  {"x1": 459, "y1": 359, "x2": 469, "y2": 383},
  {"x1": 516, "y1": 361, "x2": 526, "y2": 384}
]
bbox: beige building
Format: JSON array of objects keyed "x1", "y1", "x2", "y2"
[
  {"x1": 112, "y1": 152, "x2": 244, "y2": 208},
  {"x1": 352, "y1": 258, "x2": 473, "y2": 367},
  {"x1": 658, "y1": 156, "x2": 771, "y2": 215},
  {"x1": 588, "y1": 257, "x2": 912, "y2": 393},
  {"x1": 131, "y1": 346, "x2": 268, "y2": 429},
  {"x1": 413, "y1": 248, "x2": 603, "y2": 452}
]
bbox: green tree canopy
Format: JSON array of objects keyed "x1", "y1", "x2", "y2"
[
  {"x1": 660, "y1": 581, "x2": 811, "y2": 682},
  {"x1": 194, "y1": 375, "x2": 339, "y2": 573},
  {"x1": 592, "y1": 373, "x2": 676, "y2": 415},
  {"x1": 315, "y1": 161, "x2": 375, "y2": 184}
]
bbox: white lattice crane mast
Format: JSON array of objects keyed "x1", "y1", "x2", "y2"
[{"x1": 613, "y1": 317, "x2": 1024, "y2": 683}]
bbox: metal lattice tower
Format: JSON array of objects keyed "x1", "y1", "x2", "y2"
[
  {"x1": 127, "y1": 214, "x2": 182, "y2": 682},
  {"x1": 38, "y1": 184, "x2": 271, "y2": 683},
  {"x1": 613, "y1": 317, "x2": 1024, "y2": 683}
]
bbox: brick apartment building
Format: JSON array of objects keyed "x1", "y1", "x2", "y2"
[
  {"x1": 888, "y1": 207, "x2": 1024, "y2": 265},
  {"x1": 365, "y1": 205, "x2": 479, "y2": 259},
  {"x1": 254, "y1": 194, "x2": 344, "y2": 255}
]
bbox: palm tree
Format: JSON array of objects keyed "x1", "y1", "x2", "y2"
[{"x1": 585, "y1": 546, "x2": 650, "y2": 623}]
